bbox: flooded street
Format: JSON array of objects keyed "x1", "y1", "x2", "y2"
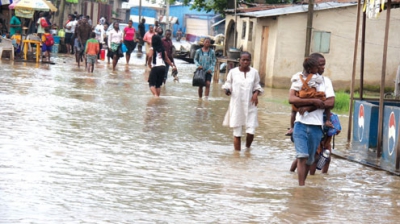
[{"x1": 1, "y1": 53, "x2": 400, "y2": 223}]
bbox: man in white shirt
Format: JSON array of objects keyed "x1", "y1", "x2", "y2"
[{"x1": 288, "y1": 53, "x2": 335, "y2": 186}]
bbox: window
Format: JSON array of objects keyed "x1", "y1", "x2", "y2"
[
  {"x1": 248, "y1": 22, "x2": 253, "y2": 41},
  {"x1": 313, "y1": 31, "x2": 331, "y2": 53},
  {"x1": 242, "y1": 21, "x2": 247, "y2": 39}
]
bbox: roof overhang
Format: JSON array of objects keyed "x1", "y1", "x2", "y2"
[{"x1": 237, "y1": 2, "x2": 357, "y2": 18}]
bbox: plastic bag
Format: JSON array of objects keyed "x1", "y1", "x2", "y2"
[
  {"x1": 324, "y1": 113, "x2": 342, "y2": 136},
  {"x1": 121, "y1": 43, "x2": 127, "y2": 53},
  {"x1": 192, "y1": 69, "x2": 206, "y2": 87}
]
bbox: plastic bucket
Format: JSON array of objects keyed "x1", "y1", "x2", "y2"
[
  {"x1": 53, "y1": 36, "x2": 60, "y2": 45},
  {"x1": 58, "y1": 29, "x2": 65, "y2": 38},
  {"x1": 51, "y1": 44, "x2": 59, "y2": 54},
  {"x1": 100, "y1": 49, "x2": 105, "y2": 61},
  {"x1": 228, "y1": 48, "x2": 241, "y2": 60}
]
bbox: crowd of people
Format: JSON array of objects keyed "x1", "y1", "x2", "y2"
[{"x1": 1, "y1": 11, "x2": 339, "y2": 187}]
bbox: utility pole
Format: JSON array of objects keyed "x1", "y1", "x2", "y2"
[
  {"x1": 139, "y1": 0, "x2": 142, "y2": 21},
  {"x1": 304, "y1": 0, "x2": 314, "y2": 57},
  {"x1": 58, "y1": 0, "x2": 65, "y2": 29},
  {"x1": 166, "y1": 0, "x2": 170, "y2": 30},
  {"x1": 234, "y1": 0, "x2": 237, "y2": 48}
]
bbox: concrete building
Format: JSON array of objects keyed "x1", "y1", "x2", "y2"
[{"x1": 225, "y1": 2, "x2": 400, "y2": 89}]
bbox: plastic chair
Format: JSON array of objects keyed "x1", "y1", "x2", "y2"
[{"x1": 0, "y1": 36, "x2": 15, "y2": 60}]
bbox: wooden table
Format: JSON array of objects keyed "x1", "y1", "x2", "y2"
[
  {"x1": 22, "y1": 40, "x2": 41, "y2": 63},
  {"x1": 214, "y1": 58, "x2": 240, "y2": 83}
]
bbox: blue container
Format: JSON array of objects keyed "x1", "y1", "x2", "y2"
[
  {"x1": 53, "y1": 36, "x2": 60, "y2": 45},
  {"x1": 51, "y1": 44, "x2": 59, "y2": 54},
  {"x1": 353, "y1": 100, "x2": 379, "y2": 149},
  {"x1": 382, "y1": 103, "x2": 400, "y2": 166}
]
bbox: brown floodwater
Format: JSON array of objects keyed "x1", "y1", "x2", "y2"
[{"x1": 0, "y1": 53, "x2": 399, "y2": 223}]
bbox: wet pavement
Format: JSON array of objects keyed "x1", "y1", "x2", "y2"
[{"x1": 1, "y1": 52, "x2": 400, "y2": 223}]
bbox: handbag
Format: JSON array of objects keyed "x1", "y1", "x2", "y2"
[
  {"x1": 121, "y1": 43, "x2": 127, "y2": 53},
  {"x1": 192, "y1": 68, "x2": 206, "y2": 86}
]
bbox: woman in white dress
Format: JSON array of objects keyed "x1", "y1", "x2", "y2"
[{"x1": 222, "y1": 52, "x2": 264, "y2": 151}]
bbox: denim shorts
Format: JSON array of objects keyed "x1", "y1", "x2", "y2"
[
  {"x1": 293, "y1": 122, "x2": 323, "y2": 165},
  {"x1": 86, "y1": 54, "x2": 97, "y2": 64}
]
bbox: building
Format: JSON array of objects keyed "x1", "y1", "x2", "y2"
[
  {"x1": 129, "y1": 2, "x2": 216, "y2": 37},
  {"x1": 225, "y1": 2, "x2": 400, "y2": 89}
]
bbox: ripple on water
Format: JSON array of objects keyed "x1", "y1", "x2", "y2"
[{"x1": 1, "y1": 55, "x2": 400, "y2": 223}]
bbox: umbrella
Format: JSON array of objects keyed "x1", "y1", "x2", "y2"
[
  {"x1": 9, "y1": 0, "x2": 50, "y2": 11},
  {"x1": 9, "y1": 0, "x2": 57, "y2": 18},
  {"x1": 43, "y1": 0, "x2": 57, "y2": 12},
  {"x1": 0, "y1": 0, "x2": 13, "y2": 6}
]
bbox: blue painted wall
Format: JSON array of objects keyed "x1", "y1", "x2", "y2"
[
  {"x1": 130, "y1": 5, "x2": 215, "y2": 36},
  {"x1": 169, "y1": 5, "x2": 215, "y2": 36},
  {"x1": 130, "y1": 7, "x2": 158, "y2": 31}
]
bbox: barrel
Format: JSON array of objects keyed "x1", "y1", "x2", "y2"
[{"x1": 227, "y1": 48, "x2": 241, "y2": 60}]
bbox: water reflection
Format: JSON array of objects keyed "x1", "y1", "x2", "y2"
[{"x1": 0, "y1": 54, "x2": 400, "y2": 223}]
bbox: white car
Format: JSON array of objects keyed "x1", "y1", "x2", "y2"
[{"x1": 107, "y1": 22, "x2": 128, "y2": 32}]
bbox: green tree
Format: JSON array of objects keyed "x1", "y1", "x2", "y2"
[{"x1": 180, "y1": 0, "x2": 236, "y2": 15}]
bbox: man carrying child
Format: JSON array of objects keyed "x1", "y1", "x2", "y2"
[{"x1": 288, "y1": 53, "x2": 335, "y2": 186}]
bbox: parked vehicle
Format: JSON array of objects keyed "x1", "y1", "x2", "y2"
[
  {"x1": 107, "y1": 23, "x2": 128, "y2": 33},
  {"x1": 173, "y1": 34, "x2": 224, "y2": 63}
]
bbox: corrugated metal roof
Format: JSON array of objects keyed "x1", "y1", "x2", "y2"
[
  {"x1": 211, "y1": 19, "x2": 225, "y2": 27},
  {"x1": 238, "y1": 2, "x2": 357, "y2": 18}
]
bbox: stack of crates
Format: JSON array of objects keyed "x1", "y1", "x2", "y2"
[{"x1": 52, "y1": 36, "x2": 60, "y2": 55}]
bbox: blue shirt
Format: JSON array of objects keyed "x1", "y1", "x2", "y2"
[{"x1": 194, "y1": 48, "x2": 216, "y2": 74}]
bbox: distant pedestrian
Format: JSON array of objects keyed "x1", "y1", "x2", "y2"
[
  {"x1": 147, "y1": 35, "x2": 177, "y2": 97},
  {"x1": 41, "y1": 27, "x2": 54, "y2": 62},
  {"x1": 75, "y1": 17, "x2": 92, "y2": 67},
  {"x1": 10, "y1": 29, "x2": 22, "y2": 57},
  {"x1": 123, "y1": 20, "x2": 136, "y2": 64},
  {"x1": 9, "y1": 11, "x2": 22, "y2": 36},
  {"x1": 176, "y1": 28, "x2": 183, "y2": 41},
  {"x1": 108, "y1": 22, "x2": 123, "y2": 71},
  {"x1": 64, "y1": 14, "x2": 77, "y2": 54},
  {"x1": 85, "y1": 32, "x2": 100, "y2": 73},
  {"x1": 156, "y1": 26, "x2": 163, "y2": 36},
  {"x1": 143, "y1": 25, "x2": 155, "y2": 66},
  {"x1": 161, "y1": 29, "x2": 176, "y2": 83},
  {"x1": 94, "y1": 20, "x2": 105, "y2": 60},
  {"x1": 137, "y1": 18, "x2": 146, "y2": 53},
  {"x1": 0, "y1": 22, "x2": 8, "y2": 37},
  {"x1": 103, "y1": 24, "x2": 111, "y2": 63},
  {"x1": 194, "y1": 37, "x2": 216, "y2": 100},
  {"x1": 222, "y1": 52, "x2": 263, "y2": 151},
  {"x1": 36, "y1": 12, "x2": 47, "y2": 38},
  {"x1": 99, "y1": 16, "x2": 106, "y2": 25},
  {"x1": 86, "y1": 15, "x2": 92, "y2": 27}
]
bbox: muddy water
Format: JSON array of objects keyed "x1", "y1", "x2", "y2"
[{"x1": 1, "y1": 54, "x2": 399, "y2": 223}]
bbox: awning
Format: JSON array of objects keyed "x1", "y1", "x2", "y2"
[
  {"x1": 130, "y1": 15, "x2": 156, "y2": 25},
  {"x1": 0, "y1": 0, "x2": 13, "y2": 6},
  {"x1": 158, "y1": 15, "x2": 179, "y2": 25},
  {"x1": 43, "y1": 0, "x2": 57, "y2": 12},
  {"x1": 211, "y1": 19, "x2": 225, "y2": 27}
]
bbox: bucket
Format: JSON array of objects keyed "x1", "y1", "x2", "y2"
[
  {"x1": 228, "y1": 48, "x2": 241, "y2": 60},
  {"x1": 51, "y1": 44, "x2": 59, "y2": 54},
  {"x1": 53, "y1": 36, "x2": 60, "y2": 45},
  {"x1": 58, "y1": 29, "x2": 65, "y2": 38},
  {"x1": 100, "y1": 49, "x2": 105, "y2": 61}
]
